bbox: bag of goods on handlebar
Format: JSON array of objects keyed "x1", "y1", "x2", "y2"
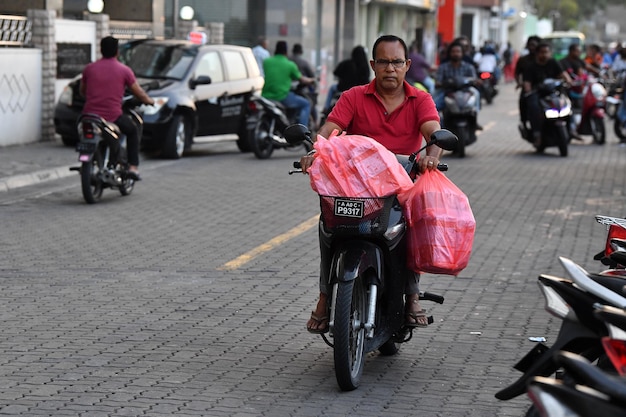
[
  {"x1": 400, "y1": 170, "x2": 475, "y2": 276},
  {"x1": 308, "y1": 131, "x2": 413, "y2": 198}
]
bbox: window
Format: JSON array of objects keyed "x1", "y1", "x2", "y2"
[
  {"x1": 196, "y1": 51, "x2": 224, "y2": 82},
  {"x1": 222, "y1": 50, "x2": 248, "y2": 81}
]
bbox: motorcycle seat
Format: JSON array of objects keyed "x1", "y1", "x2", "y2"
[{"x1": 588, "y1": 272, "x2": 626, "y2": 297}]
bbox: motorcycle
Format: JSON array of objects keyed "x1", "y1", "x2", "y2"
[
  {"x1": 284, "y1": 123, "x2": 459, "y2": 391},
  {"x1": 247, "y1": 86, "x2": 316, "y2": 160},
  {"x1": 440, "y1": 76, "x2": 480, "y2": 158},
  {"x1": 495, "y1": 255, "x2": 626, "y2": 414},
  {"x1": 69, "y1": 96, "x2": 143, "y2": 204},
  {"x1": 526, "y1": 305, "x2": 626, "y2": 417},
  {"x1": 518, "y1": 78, "x2": 572, "y2": 157},
  {"x1": 569, "y1": 73, "x2": 608, "y2": 145},
  {"x1": 478, "y1": 71, "x2": 498, "y2": 105}
]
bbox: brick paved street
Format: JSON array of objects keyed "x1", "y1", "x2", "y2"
[{"x1": 0, "y1": 83, "x2": 625, "y2": 416}]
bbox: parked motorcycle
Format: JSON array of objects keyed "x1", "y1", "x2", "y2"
[
  {"x1": 569, "y1": 74, "x2": 608, "y2": 145},
  {"x1": 247, "y1": 88, "x2": 316, "y2": 159},
  {"x1": 69, "y1": 97, "x2": 143, "y2": 204},
  {"x1": 495, "y1": 256, "x2": 626, "y2": 413},
  {"x1": 518, "y1": 78, "x2": 572, "y2": 157},
  {"x1": 478, "y1": 71, "x2": 498, "y2": 105},
  {"x1": 525, "y1": 305, "x2": 626, "y2": 417},
  {"x1": 285, "y1": 123, "x2": 459, "y2": 391},
  {"x1": 440, "y1": 76, "x2": 480, "y2": 158}
]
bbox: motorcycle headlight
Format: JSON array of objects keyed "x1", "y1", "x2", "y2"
[
  {"x1": 545, "y1": 109, "x2": 560, "y2": 119},
  {"x1": 138, "y1": 97, "x2": 168, "y2": 115},
  {"x1": 559, "y1": 102, "x2": 572, "y2": 117}
]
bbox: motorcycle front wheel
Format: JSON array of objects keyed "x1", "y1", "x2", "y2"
[
  {"x1": 81, "y1": 151, "x2": 104, "y2": 204},
  {"x1": 590, "y1": 117, "x2": 606, "y2": 145},
  {"x1": 252, "y1": 116, "x2": 274, "y2": 159},
  {"x1": 334, "y1": 279, "x2": 367, "y2": 391}
]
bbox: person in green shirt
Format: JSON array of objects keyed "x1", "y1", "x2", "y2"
[{"x1": 262, "y1": 40, "x2": 315, "y2": 126}]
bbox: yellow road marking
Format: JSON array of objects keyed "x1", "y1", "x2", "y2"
[{"x1": 217, "y1": 214, "x2": 320, "y2": 271}]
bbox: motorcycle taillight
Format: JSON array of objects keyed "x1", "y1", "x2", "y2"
[
  {"x1": 605, "y1": 225, "x2": 626, "y2": 257},
  {"x1": 480, "y1": 72, "x2": 491, "y2": 80},
  {"x1": 82, "y1": 123, "x2": 95, "y2": 139},
  {"x1": 248, "y1": 100, "x2": 259, "y2": 112},
  {"x1": 601, "y1": 336, "x2": 626, "y2": 376}
]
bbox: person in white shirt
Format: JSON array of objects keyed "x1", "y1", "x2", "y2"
[{"x1": 252, "y1": 36, "x2": 270, "y2": 77}]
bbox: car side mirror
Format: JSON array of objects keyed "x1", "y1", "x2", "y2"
[{"x1": 190, "y1": 75, "x2": 212, "y2": 89}]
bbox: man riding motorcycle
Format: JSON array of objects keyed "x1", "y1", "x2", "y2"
[{"x1": 299, "y1": 35, "x2": 445, "y2": 333}]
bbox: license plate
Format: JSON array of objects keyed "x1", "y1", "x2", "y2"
[
  {"x1": 334, "y1": 199, "x2": 364, "y2": 218},
  {"x1": 76, "y1": 142, "x2": 96, "y2": 154}
]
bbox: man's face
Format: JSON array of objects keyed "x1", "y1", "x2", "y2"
[
  {"x1": 449, "y1": 45, "x2": 463, "y2": 62},
  {"x1": 570, "y1": 46, "x2": 581, "y2": 58},
  {"x1": 370, "y1": 40, "x2": 408, "y2": 90},
  {"x1": 536, "y1": 46, "x2": 551, "y2": 63}
]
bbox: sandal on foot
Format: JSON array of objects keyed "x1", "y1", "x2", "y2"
[
  {"x1": 307, "y1": 312, "x2": 329, "y2": 334},
  {"x1": 405, "y1": 309, "x2": 429, "y2": 328}
]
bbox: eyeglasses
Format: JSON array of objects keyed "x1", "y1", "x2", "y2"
[{"x1": 373, "y1": 59, "x2": 406, "y2": 69}]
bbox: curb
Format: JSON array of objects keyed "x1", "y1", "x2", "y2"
[{"x1": 0, "y1": 165, "x2": 75, "y2": 193}]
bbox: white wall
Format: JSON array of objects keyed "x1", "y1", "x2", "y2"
[
  {"x1": 54, "y1": 19, "x2": 97, "y2": 103},
  {"x1": 0, "y1": 49, "x2": 43, "y2": 146}
]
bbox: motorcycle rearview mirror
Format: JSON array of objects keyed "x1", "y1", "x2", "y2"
[
  {"x1": 429, "y1": 129, "x2": 458, "y2": 151},
  {"x1": 283, "y1": 123, "x2": 312, "y2": 145}
]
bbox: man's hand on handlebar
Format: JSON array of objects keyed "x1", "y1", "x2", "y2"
[
  {"x1": 299, "y1": 151, "x2": 316, "y2": 174},
  {"x1": 418, "y1": 155, "x2": 441, "y2": 173}
]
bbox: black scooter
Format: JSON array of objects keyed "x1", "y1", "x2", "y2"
[
  {"x1": 495, "y1": 256, "x2": 626, "y2": 414},
  {"x1": 526, "y1": 305, "x2": 626, "y2": 417},
  {"x1": 70, "y1": 97, "x2": 143, "y2": 204},
  {"x1": 285, "y1": 124, "x2": 458, "y2": 391},
  {"x1": 247, "y1": 87, "x2": 315, "y2": 159},
  {"x1": 519, "y1": 78, "x2": 572, "y2": 157}
]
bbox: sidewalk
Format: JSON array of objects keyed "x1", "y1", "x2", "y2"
[{"x1": 0, "y1": 139, "x2": 84, "y2": 192}]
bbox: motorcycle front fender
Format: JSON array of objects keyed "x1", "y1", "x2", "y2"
[
  {"x1": 591, "y1": 107, "x2": 605, "y2": 119},
  {"x1": 331, "y1": 241, "x2": 384, "y2": 286}
]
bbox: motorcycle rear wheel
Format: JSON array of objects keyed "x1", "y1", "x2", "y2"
[
  {"x1": 81, "y1": 151, "x2": 104, "y2": 204},
  {"x1": 334, "y1": 279, "x2": 367, "y2": 391},
  {"x1": 252, "y1": 116, "x2": 274, "y2": 159},
  {"x1": 590, "y1": 117, "x2": 606, "y2": 145}
]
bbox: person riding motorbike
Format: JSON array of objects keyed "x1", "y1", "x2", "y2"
[
  {"x1": 299, "y1": 34, "x2": 444, "y2": 333},
  {"x1": 433, "y1": 41, "x2": 482, "y2": 129},
  {"x1": 80, "y1": 36, "x2": 154, "y2": 180},
  {"x1": 522, "y1": 41, "x2": 573, "y2": 147},
  {"x1": 515, "y1": 36, "x2": 542, "y2": 133},
  {"x1": 262, "y1": 41, "x2": 315, "y2": 127},
  {"x1": 559, "y1": 43, "x2": 588, "y2": 139},
  {"x1": 323, "y1": 45, "x2": 371, "y2": 113}
]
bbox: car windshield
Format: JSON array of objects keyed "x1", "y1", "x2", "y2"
[{"x1": 120, "y1": 43, "x2": 196, "y2": 80}]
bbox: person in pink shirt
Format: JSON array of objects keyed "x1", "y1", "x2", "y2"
[
  {"x1": 80, "y1": 36, "x2": 154, "y2": 180},
  {"x1": 300, "y1": 35, "x2": 445, "y2": 333}
]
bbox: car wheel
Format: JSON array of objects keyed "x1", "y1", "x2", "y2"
[
  {"x1": 236, "y1": 123, "x2": 252, "y2": 153},
  {"x1": 163, "y1": 115, "x2": 188, "y2": 159}
]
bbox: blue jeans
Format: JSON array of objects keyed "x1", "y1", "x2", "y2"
[{"x1": 281, "y1": 92, "x2": 310, "y2": 126}]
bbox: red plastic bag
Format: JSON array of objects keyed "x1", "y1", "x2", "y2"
[
  {"x1": 400, "y1": 169, "x2": 475, "y2": 276},
  {"x1": 308, "y1": 131, "x2": 413, "y2": 197}
]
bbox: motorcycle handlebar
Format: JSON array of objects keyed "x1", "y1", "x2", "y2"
[{"x1": 289, "y1": 161, "x2": 447, "y2": 174}]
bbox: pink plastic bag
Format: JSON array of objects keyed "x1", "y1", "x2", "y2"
[
  {"x1": 400, "y1": 169, "x2": 475, "y2": 276},
  {"x1": 308, "y1": 131, "x2": 413, "y2": 198}
]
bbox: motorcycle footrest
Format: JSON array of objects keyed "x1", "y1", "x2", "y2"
[{"x1": 69, "y1": 166, "x2": 80, "y2": 172}]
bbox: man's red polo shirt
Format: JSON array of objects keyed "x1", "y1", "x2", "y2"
[{"x1": 326, "y1": 79, "x2": 440, "y2": 154}]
